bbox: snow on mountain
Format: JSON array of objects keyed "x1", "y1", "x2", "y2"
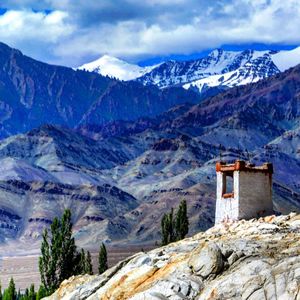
[
  {"x1": 78, "y1": 48, "x2": 300, "y2": 95},
  {"x1": 272, "y1": 47, "x2": 300, "y2": 71},
  {"x1": 144, "y1": 48, "x2": 299, "y2": 93},
  {"x1": 183, "y1": 54, "x2": 279, "y2": 92},
  {"x1": 136, "y1": 49, "x2": 283, "y2": 90},
  {"x1": 78, "y1": 55, "x2": 157, "y2": 81},
  {"x1": 136, "y1": 49, "x2": 247, "y2": 88}
]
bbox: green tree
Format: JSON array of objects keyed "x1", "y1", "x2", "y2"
[
  {"x1": 39, "y1": 217, "x2": 61, "y2": 293},
  {"x1": 161, "y1": 208, "x2": 175, "y2": 245},
  {"x1": 36, "y1": 285, "x2": 47, "y2": 300},
  {"x1": 3, "y1": 278, "x2": 16, "y2": 300},
  {"x1": 0, "y1": 281, "x2": 2, "y2": 300},
  {"x1": 161, "y1": 201, "x2": 189, "y2": 245},
  {"x1": 16, "y1": 289, "x2": 21, "y2": 300},
  {"x1": 58, "y1": 210, "x2": 77, "y2": 283},
  {"x1": 80, "y1": 248, "x2": 86, "y2": 273},
  {"x1": 168, "y1": 208, "x2": 175, "y2": 243},
  {"x1": 175, "y1": 200, "x2": 189, "y2": 240},
  {"x1": 39, "y1": 209, "x2": 77, "y2": 294},
  {"x1": 21, "y1": 287, "x2": 28, "y2": 300},
  {"x1": 98, "y1": 243, "x2": 108, "y2": 274},
  {"x1": 76, "y1": 249, "x2": 93, "y2": 275},
  {"x1": 28, "y1": 284, "x2": 35, "y2": 300},
  {"x1": 85, "y1": 251, "x2": 93, "y2": 275},
  {"x1": 72, "y1": 251, "x2": 83, "y2": 276},
  {"x1": 161, "y1": 213, "x2": 169, "y2": 246}
]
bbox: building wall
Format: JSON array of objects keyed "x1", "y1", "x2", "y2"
[
  {"x1": 215, "y1": 170, "x2": 273, "y2": 223},
  {"x1": 215, "y1": 172, "x2": 239, "y2": 224},
  {"x1": 238, "y1": 171, "x2": 273, "y2": 219}
]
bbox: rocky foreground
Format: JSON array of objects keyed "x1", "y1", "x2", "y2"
[{"x1": 46, "y1": 213, "x2": 300, "y2": 299}]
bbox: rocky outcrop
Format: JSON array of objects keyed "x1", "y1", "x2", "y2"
[{"x1": 46, "y1": 213, "x2": 300, "y2": 299}]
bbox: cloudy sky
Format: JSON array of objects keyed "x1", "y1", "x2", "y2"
[{"x1": 0, "y1": 0, "x2": 299, "y2": 67}]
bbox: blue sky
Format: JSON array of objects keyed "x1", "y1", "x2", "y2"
[{"x1": 0, "y1": 1, "x2": 299, "y2": 67}]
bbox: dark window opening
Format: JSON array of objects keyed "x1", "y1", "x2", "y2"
[{"x1": 222, "y1": 172, "x2": 234, "y2": 198}]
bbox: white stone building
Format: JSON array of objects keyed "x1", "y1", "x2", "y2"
[{"x1": 215, "y1": 160, "x2": 273, "y2": 224}]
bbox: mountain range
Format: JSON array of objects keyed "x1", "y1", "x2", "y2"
[
  {"x1": 0, "y1": 42, "x2": 200, "y2": 139},
  {"x1": 79, "y1": 48, "x2": 300, "y2": 94},
  {"x1": 0, "y1": 43, "x2": 299, "y2": 253}
]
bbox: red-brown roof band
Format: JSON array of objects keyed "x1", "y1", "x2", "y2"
[{"x1": 216, "y1": 160, "x2": 273, "y2": 174}]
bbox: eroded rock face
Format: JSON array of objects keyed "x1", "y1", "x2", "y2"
[{"x1": 45, "y1": 213, "x2": 300, "y2": 299}]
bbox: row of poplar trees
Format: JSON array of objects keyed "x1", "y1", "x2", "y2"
[
  {"x1": 161, "y1": 200, "x2": 189, "y2": 245},
  {"x1": 0, "y1": 209, "x2": 109, "y2": 300},
  {"x1": 1, "y1": 201, "x2": 188, "y2": 299},
  {"x1": 0, "y1": 280, "x2": 45, "y2": 300},
  {"x1": 39, "y1": 209, "x2": 108, "y2": 295}
]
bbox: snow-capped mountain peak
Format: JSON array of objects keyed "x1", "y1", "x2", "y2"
[
  {"x1": 183, "y1": 51, "x2": 280, "y2": 93},
  {"x1": 272, "y1": 47, "x2": 300, "y2": 71},
  {"x1": 135, "y1": 49, "x2": 279, "y2": 89},
  {"x1": 78, "y1": 47, "x2": 300, "y2": 95},
  {"x1": 78, "y1": 55, "x2": 157, "y2": 81}
]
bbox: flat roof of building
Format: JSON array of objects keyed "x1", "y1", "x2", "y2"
[{"x1": 216, "y1": 160, "x2": 273, "y2": 174}]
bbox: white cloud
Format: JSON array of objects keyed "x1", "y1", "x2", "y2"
[
  {"x1": 0, "y1": 10, "x2": 74, "y2": 43},
  {"x1": 0, "y1": 0, "x2": 299, "y2": 66},
  {"x1": 54, "y1": 0, "x2": 300, "y2": 65}
]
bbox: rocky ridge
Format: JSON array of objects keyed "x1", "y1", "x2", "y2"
[{"x1": 46, "y1": 213, "x2": 300, "y2": 300}]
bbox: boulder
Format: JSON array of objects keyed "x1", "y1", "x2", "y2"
[{"x1": 188, "y1": 242, "x2": 223, "y2": 278}]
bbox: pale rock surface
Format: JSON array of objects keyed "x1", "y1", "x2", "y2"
[{"x1": 46, "y1": 213, "x2": 300, "y2": 299}]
